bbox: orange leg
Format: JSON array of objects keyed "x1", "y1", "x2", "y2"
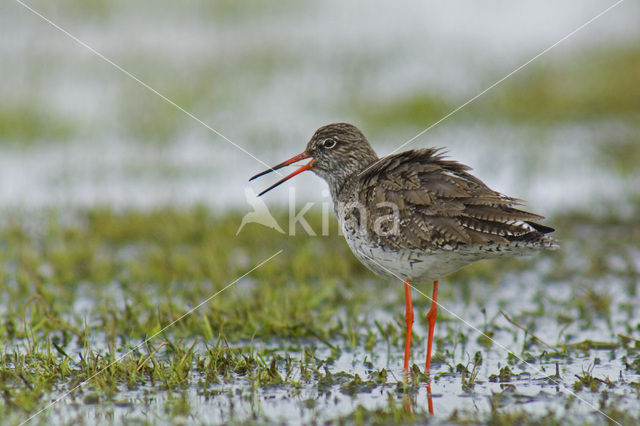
[
  {"x1": 403, "y1": 279, "x2": 414, "y2": 371},
  {"x1": 425, "y1": 280, "x2": 439, "y2": 374},
  {"x1": 426, "y1": 381, "x2": 434, "y2": 415}
]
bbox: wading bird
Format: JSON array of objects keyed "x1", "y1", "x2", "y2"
[{"x1": 250, "y1": 123, "x2": 556, "y2": 375}]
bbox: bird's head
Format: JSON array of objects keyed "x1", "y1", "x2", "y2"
[{"x1": 250, "y1": 123, "x2": 378, "y2": 197}]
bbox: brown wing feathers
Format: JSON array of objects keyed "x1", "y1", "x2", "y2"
[{"x1": 358, "y1": 148, "x2": 554, "y2": 250}]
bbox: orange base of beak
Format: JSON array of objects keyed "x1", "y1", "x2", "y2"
[{"x1": 250, "y1": 152, "x2": 314, "y2": 196}]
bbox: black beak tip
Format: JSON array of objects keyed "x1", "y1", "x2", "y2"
[{"x1": 249, "y1": 168, "x2": 276, "y2": 182}]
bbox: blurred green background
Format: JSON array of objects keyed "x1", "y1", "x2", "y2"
[{"x1": 0, "y1": 0, "x2": 638, "y2": 212}]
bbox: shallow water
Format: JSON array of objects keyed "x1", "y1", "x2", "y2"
[{"x1": 6, "y1": 249, "x2": 638, "y2": 424}]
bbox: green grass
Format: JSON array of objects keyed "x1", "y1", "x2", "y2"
[
  {"x1": 598, "y1": 134, "x2": 640, "y2": 177},
  {"x1": 0, "y1": 202, "x2": 639, "y2": 424},
  {"x1": 353, "y1": 43, "x2": 640, "y2": 139},
  {"x1": 1, "y1": 208, "x2": 379, "y2": 344},
  {"x1": 0, "y1": 100, "x2": 74, "y2": 145},
  {"x1": 355, "y1": 92, "x2": 452, "y2": 133},
  {"x1": 488, "y1": 45, "x2": 640, "y2": 123}
]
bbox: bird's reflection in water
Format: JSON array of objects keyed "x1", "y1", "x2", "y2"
[
  {"x1": 402, "y1": 370, "x2": 413, "y2": 414},
  {"x1": 402, "y1": 371, "x2": 435, "y2": 415},
  {"x1": 426, "y1": 381, "x2": 434, "y2": 415}
]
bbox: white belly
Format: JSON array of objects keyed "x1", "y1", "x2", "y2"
[
  {"x1": 342, "y1": 227, "x2": 544, "y2": 283},
  {"x1": 345, "y1": 237, "x2": 460, "y2": 282}
]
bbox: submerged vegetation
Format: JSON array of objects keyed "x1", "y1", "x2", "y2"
[{"x1": 0, "y1": 200, "x2": 639, "y2": 424}]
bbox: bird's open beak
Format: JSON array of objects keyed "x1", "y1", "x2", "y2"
[{"x1": 249, "y1": 152, "x2": 315, "y2": 196}]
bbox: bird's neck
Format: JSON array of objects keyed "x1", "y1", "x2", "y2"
[{"x1": 326, "y1": 152, "x2": 379, "y2": 202}]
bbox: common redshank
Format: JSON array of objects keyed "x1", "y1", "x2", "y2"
[{"x1": 250, "y1": 123, "x2": 556, "y2": 375}]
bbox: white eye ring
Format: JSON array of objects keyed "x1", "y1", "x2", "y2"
[{"x1": 322, "y1": 138, "x2": 337, "y2": 149}]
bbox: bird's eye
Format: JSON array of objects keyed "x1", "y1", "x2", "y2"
[{"x1": 322, "y1": 138, "x2": 337, "y2": 149}]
